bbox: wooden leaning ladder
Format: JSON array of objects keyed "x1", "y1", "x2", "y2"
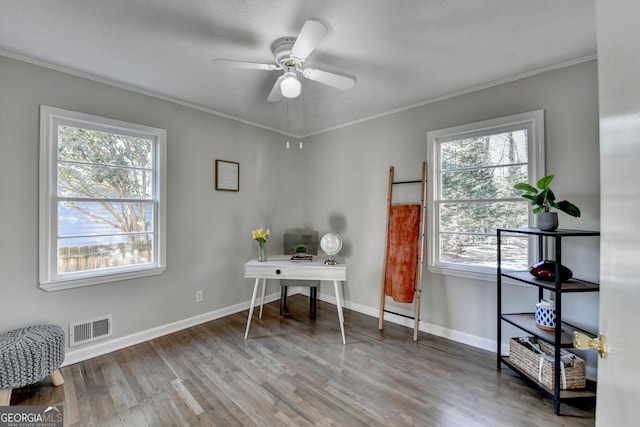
[{"x1": 378, "y1": 162, "x2": 428, "y2": 341}]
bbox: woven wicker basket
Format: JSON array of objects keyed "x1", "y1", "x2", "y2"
[{"x1": 509, "y1": 337, "x2": 586, "y2": 390}]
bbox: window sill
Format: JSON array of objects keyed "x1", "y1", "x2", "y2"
[
  {"x1": 428, "y1": 264, "x2": 496, "y2": 283},
  {"x1": 39, "y1": 266, "x2": 166, "y2": 291},
  {"x1": 428, "y1": 265, "x2": 543, "y2": 288}
]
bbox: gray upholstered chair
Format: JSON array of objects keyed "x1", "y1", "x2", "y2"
[
  {"x1": 282, "y1": 230, "x2": 319, "y2": 318},
  {"x1": 0, "y1": 324, "x2": 65, "y2": 406}
]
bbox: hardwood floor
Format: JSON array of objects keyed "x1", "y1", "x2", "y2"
[{"x1": 10, "y1": 295, "x2": 595, "y2": 426}]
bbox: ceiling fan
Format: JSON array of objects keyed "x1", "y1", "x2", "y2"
[{"x1": 213, "y1": 20, "x2": 355, "y2": 102}]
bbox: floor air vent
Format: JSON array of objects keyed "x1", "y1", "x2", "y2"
[{"x1": 69, "y1": 315, "x2": 112, "y2": 347}]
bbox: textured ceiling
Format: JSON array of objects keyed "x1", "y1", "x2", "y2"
[{"x1": 0, "y1": 0, "x2": 596, "y2": 136}]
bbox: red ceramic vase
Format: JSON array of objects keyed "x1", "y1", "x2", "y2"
[{"x1": 529, "y1": 260, "x2": 573, "y2": 282}]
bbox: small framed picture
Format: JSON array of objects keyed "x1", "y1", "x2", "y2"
[{"x1": 215, "y1": 159, "x2": 239, "y2": 191}]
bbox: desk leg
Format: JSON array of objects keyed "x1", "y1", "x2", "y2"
[
  {"x1": 259, "y1": 277, "x2": 267, "y2": 319},
  {"x1": 333, "y1": 280, "x2": 346, "y2": 345},
  {"x1": 244, "y1": 278, "x2": 261, "y2": 339}
]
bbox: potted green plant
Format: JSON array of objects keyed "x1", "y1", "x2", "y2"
[{"x1": 514, "y1": 174, "x2": 581, "y2": 231}]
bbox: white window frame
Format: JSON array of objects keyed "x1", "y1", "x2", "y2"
[
  {"x1": 426, "y1": 110, "x2": 545, "y2": 280},
  {"x1": 39, "y1": 105, "x2": 167, "y2": 291}
]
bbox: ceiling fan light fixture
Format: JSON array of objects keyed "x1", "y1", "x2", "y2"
[{"x1": 280, "y1": 72, "x2": 301, "y2": 98}]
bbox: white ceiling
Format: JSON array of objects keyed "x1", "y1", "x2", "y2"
[{"x1": 0, "y1": 0, "x2": 596, "y2": 136}]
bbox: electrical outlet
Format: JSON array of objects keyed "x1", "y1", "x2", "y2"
[{"x1": 196, "y1": 290, "x2": 203, "y2": 302}]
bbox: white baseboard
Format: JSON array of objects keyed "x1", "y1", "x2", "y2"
[
  {"x1": 62, "y1": 292, "x2": 281, "y2": 366},
  {"x1": 319, "y1": 291, "x2": 495, "y2": 352},
  {"x1": 62, "y1": 289, "x2": 597, "y2": 381},
  {"x1": 319, "y1": 291, "x2": 598, "y2": 381}
]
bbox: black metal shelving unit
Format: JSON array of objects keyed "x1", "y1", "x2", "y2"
[{"x1": 496, "y1": 227, "x2": 599, "y2": 415}]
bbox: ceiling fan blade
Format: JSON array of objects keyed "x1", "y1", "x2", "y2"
[
  {"x1": 212, "y1": 58, "x2": 279, "y2": 71},
  {"x1": 302, "y1": 68, "x2": 355, "y2": 91},
  {"x1": 267, "y1": 75, "x2": 285, "y2": 102},
  {"x1": 291, "y1": 20, "x2": 328, "y2": 61}
]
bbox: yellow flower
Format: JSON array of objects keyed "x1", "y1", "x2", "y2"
[{"x1": 251, "y1": 228, "x2": 270, "y2": 243}]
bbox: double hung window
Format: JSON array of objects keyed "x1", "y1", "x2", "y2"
[
  {"x1": 39, "y1": 106, "x2": 166, "y2": 290},
  {"x1": 427, "y1": 110, "x2": 544, "y2": 278}
]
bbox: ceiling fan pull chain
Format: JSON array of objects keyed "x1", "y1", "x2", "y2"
[
  {"x1": 299, "y1": 93, "x2": 303, "y2": 149},
  {"x1": 285, "y1": 100, "x2": 290, "y2": 149}
]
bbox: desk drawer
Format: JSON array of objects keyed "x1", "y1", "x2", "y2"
[{"x1": 244, "y1": 263, "x2": 346, "y2": 281}]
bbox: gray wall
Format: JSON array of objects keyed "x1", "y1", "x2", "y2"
[
  {"x1": 1, "y1": 55, "x2": 600, "y2": 369},
  {"x1": 301, "y1": 60, "x2": 600, "y2": 355},
  {"x1": 0, "y1": 55, "x2": 301, "y2": 359}
]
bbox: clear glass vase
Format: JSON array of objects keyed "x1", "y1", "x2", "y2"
[{"x1": 257, "y1": 241, "x2": 267, "y2": 262}]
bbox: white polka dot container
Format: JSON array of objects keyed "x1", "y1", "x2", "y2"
[{"x1": 535, "y1": 299, "x2": 556, "y2": 331}]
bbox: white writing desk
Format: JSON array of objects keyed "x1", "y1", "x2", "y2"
[{"x1": 243, "y1": 255, "x2": 347, "y2": 344}]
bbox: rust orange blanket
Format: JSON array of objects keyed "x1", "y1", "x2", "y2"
[{"x1": 384, "y1": 204, "x2": 421, "y2": 303}]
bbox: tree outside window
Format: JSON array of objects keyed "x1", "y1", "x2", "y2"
[
  {"x1": 39, "y1": 106, "x2": 166, "y2": 291},
  {"x1": 427, "y1": 111, "x2": 544, "y2": 277}
]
